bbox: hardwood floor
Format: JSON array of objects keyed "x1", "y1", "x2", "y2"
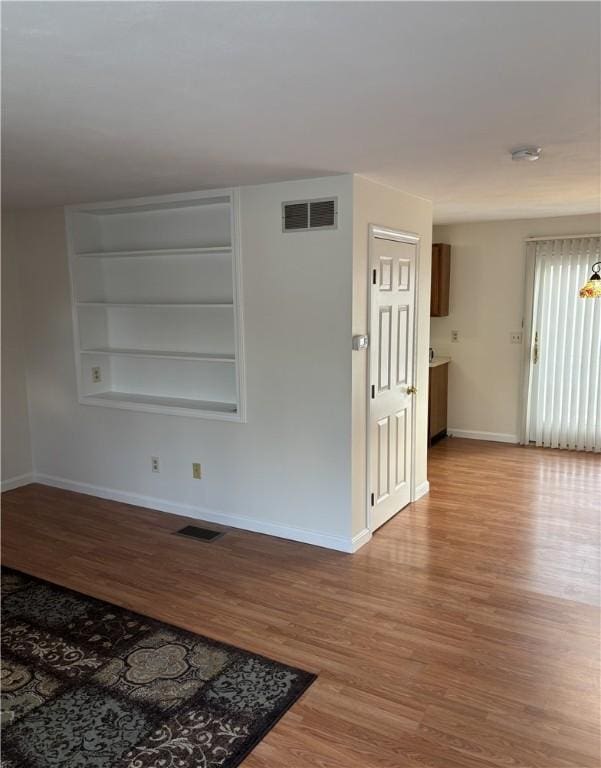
[{"x1": 2, "y1": 438, "x2": 600, "y2": 767}]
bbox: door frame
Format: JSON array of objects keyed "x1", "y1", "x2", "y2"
[
  {"x1": 366, "y1": 224, "x2": 421, "y2": 534},
  {"x1": 518, "y1": 242, "x2": 537, "y2": 444}
]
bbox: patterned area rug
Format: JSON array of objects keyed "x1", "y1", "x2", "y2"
[{"x1": 0, "y1": 568, "x2": 315, "y2": 767}]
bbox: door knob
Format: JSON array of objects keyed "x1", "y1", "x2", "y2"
[{"x1": 407, "y1": 385, "x2": 417, "y2": 395}]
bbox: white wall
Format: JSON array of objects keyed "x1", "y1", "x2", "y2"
[
  {"x1": 11, "y1": 177, "x2": 359, "y2": 549},
  {"x1": 1, "y1": 211, "x2": 33, "y2": 487},
  {"x1": 6, "y1": 174, "x2": 433, "y2": 550},
  {"x1": 432, "y1": 213, "x2": 601, "y2": 441},
  {"x1": 351, "y1": 176, "x2": 433, "y2": 537}
]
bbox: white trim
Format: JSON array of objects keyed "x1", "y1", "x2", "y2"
[
  {"x1": 64, "y1": 189, "x2": 232, "y2": 214},
  {"x1": 34, "y1": 473, "x2": 360, "y2": 553},
  {"x1": 350, "y1": 528, "x2": 372, "y2": 552},
  {"x1": 448, "y1": 429, "x2": 519, "y2": 444},
  {"x1": 76, "y1": 397, "x2": 241, "y2": 422},
  {"x1": 65, "y1": 206, "x2": 84, "y2": 416},
  {"x1": 366, "y1": 225, "x2": 421, "y2": 534},
  {"x1": 524, "y1": 233, "x2": 600, "y2": 242},
  {"x1": 371, "y1": 225, "x2": 420, "y2": 243},
  {"x1": 230, "y1": 188, "x2": 247, "y2": 423},
  {"x1": 412, "y1": 480, "x2": 430, "y2": 501},
  {"x1": 1, "y1": 473, "x2": 34, "y2": 492},
  {"x1": 519, "y1": 243, "x2": 537, "y2": 444},
  {"x1": 65, "y1": 187, "x2": 247, "y2": 423}
]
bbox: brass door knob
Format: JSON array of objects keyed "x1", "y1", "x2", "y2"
[{"x1": 407, "y1": 385, "x2": 417, "y2": 395}]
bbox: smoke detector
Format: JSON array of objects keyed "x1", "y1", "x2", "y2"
[{"x1": 511, "y1": 146, "x2": 542, "y2": 162}]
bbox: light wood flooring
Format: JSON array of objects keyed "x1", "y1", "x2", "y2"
[{"x1": 2, "y1": 438, "x2": 600, "y2": 767}]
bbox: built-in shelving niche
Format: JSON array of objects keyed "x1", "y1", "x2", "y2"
[{"x1": 66, "y1": 190, "x2": 245, "y2": 420}]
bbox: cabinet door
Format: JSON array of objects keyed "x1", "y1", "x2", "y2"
[
  {"x1": 431, "y1": 243, "x2": 451, "y2": 317},
  {"x1": 429, "y1": 363, "x2": 448, "y2": 440}
]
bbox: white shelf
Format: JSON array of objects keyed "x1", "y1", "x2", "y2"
[
  {"x1": 67, "y1": 188, "x2": 245, "y2": 420},
  {"x1": 76, "y1": 246, "x2": 231, "y2": 259},
  {"x1": 81, "y1": 348, "x2": 235, "y2": 362},
  {"x1": 83, "y1": 391, "x2": 237, "y2": 415},
  {"x1": 77, "y1": 302, "x2": 234, "y2": 309},
  {"x1": 86, "y1": 196, "x2": 230, "y2": 215}
]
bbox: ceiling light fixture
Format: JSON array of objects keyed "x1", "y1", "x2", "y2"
[
  {"x1": 511, "y1": 146, "x2": 542, "y2": 162},
  {"x1": 579, "y1": 261, "x2": 601, "y2": 298}
]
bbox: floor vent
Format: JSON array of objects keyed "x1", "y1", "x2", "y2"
[{"x1": 174, "y1": 525, "x2": 225, "y2": 542}]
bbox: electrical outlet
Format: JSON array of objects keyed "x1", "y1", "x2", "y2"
[
  {"x1": 151, "y1": 456, "x2": 160, "y2": 473},
  {"x1": 510, "y1": 332, "x2": 523, "y2": 344},
  {"x1": 451, "y1": 330, "x2": 459, "y2": 343},
  {"x1": 91, "y1": 366, "x2": 102, "y2": 383},
  {"x1": 192, "y1": 462, "x2": 202, "y2": 480}
]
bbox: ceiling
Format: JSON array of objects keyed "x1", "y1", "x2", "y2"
[{"x1": 2, "y1": 2, "x2": 600, "y2": 222}]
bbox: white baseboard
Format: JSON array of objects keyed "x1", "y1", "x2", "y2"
[
  {"x1": 350, "y1": 527, "x2": 372, "y2": 552},
  {"x1": 413, "y1": 480, "x2": 430, "y2": 501},
  {"x1": 1, "y1": 472, "x2": 34, "y2": 492},
  {"x1": 448, "y1": 429, "x2": 519, "y2": 444},
  {"x1": 35, "y1": 473, "x2": 362, "y2": 554}
]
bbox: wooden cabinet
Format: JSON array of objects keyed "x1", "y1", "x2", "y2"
[
  {"x1": 428, "y1": 361, "x2": 449, "y2": 445},
  {"x1": 431, "y1": 243, "x2": 451, "y2": 317}
]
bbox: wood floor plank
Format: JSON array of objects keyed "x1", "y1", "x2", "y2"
[{"x1": 1, "y1": 438, "x2": 599, "y2": 767}]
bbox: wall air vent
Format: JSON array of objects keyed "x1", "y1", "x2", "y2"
[
  {"x1": 283, "y1": 201, "x2": 309, "y2": 231},
  {"x1": 282, "y1": 198, "x2": 338, "y2": 232}
]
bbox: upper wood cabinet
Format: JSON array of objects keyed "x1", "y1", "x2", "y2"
[{"x1": 430, "y1": 243, "x2": 451, "y2": 317}]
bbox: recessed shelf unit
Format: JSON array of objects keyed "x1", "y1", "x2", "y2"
[{"x1": 66, "y1": 189, "x2": 245, "y2": 420}]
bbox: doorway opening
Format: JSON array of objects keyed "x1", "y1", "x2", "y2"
[{"x1": 522, "y1": 235, "x2": 600, "y2": 452}]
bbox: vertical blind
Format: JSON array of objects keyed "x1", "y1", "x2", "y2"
[{"x1": 526, "y1": 236, "x2": 601, "y2": 452}]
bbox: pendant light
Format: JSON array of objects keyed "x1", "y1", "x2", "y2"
[{"x1": 579, "y1": 261, "x2": 601, "y2": 298}]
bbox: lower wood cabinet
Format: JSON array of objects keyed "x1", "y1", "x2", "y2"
[{"x1": 428, "y1": 361, "x2": 449, "y2": 445}]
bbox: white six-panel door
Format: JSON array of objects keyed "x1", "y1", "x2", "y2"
[{"x1": 369, "y1": 227, "x2": 418, "y2": 531}]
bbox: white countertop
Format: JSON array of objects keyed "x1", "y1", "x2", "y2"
[{"x1": 429, "y1": 356, "x2": 451, "y2": 368}]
